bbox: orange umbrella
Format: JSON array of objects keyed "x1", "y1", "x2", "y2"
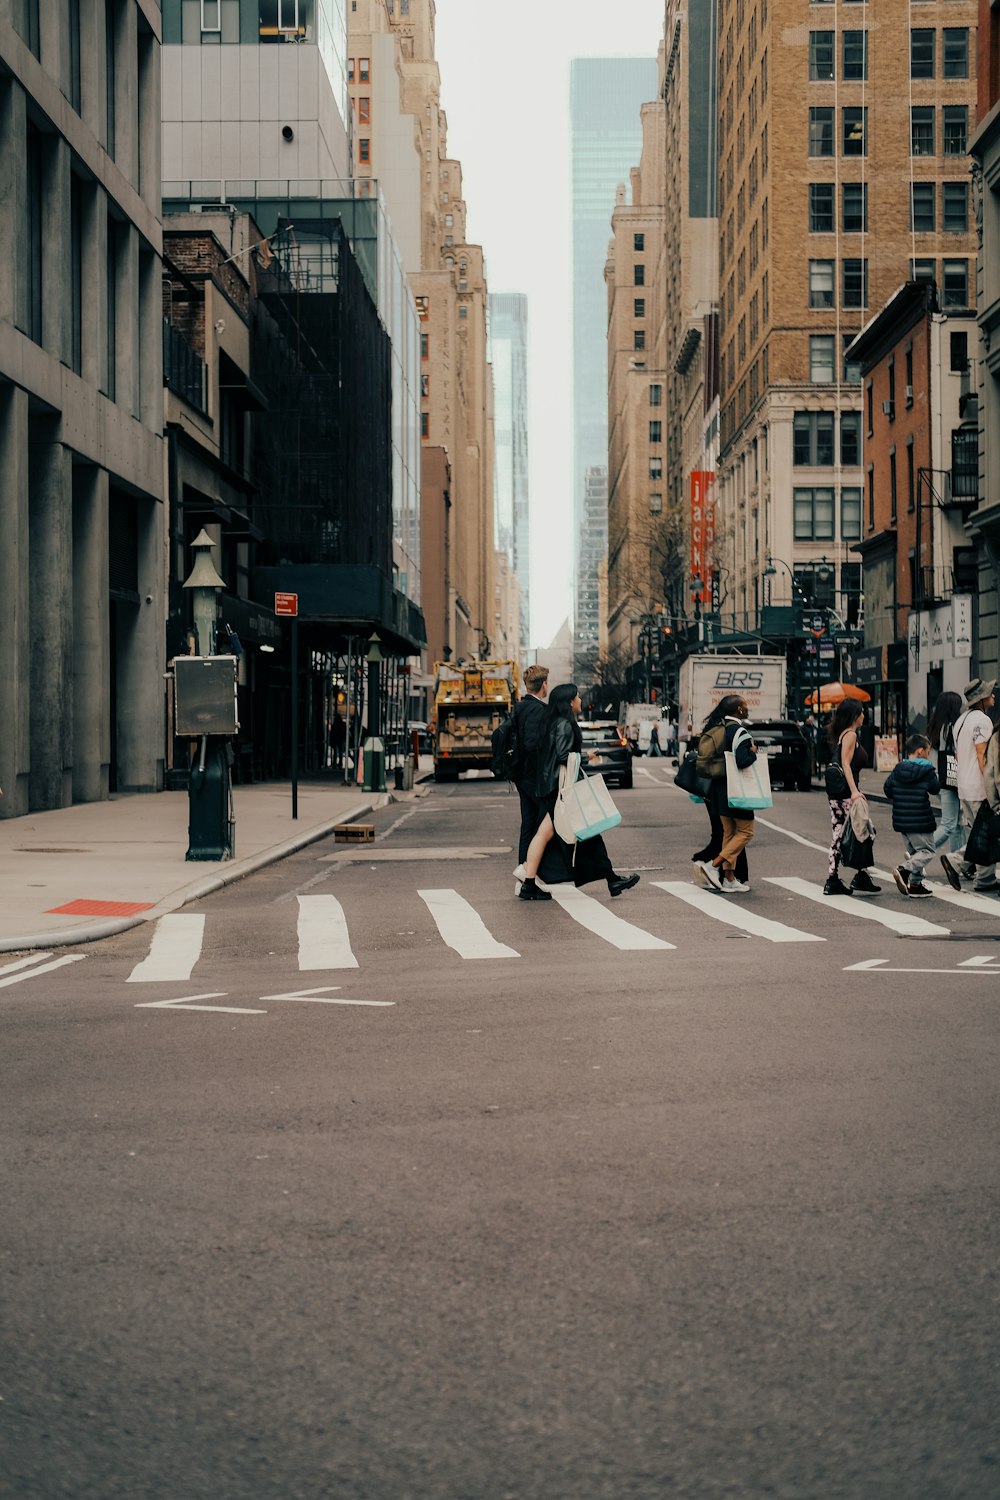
[{"x1": 804, "y1": 682, "x2": 871, "y2": 708}]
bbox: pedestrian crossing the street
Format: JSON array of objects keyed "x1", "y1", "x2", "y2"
[{"x1": 112, "y1": 867, "x2": 1000, "y2": 981}]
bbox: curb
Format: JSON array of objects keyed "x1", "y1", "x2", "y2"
[{"x1": 0, "y1": 795, "x2": 394, "y2": 955}]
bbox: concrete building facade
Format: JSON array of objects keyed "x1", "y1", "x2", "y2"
[
  {"x1": 0, "y1": 0, "x2": 165, "y2": 817},
  {"x1": 571, "y1": 57, "x2": 658, "y2": 655},
  {"x1": 714, "y1": 0, "x2": 978, "y2": 649},
  {"x1": 970, "y1": 0, "x2": 1000, "y2": 682}
]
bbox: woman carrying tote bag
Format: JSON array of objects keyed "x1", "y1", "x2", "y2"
[
  {"x1": 517, "y1": 683, "x2": 639, "y2": 901},
  {"x1": 692, "y1": 695, "x2": 759, "y2": 893}
]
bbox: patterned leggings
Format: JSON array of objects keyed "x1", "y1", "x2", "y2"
[{"x1": 828, "y1": 797, "x2": 851, "y2": 878}]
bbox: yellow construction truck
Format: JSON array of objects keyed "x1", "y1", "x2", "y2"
[{"x1": 431, "y1": 660, "x2": 519, "y2": 781}]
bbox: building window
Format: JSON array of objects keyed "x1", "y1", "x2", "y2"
[
  {"x1": 911, "y1": 256, "x2": 936, "y2": 282},
  {"x1": 25, "y1": 122, "x2": 43, "y2": 346},
  {"x1": 649, "y1": 457, "x2": 663, "y2": 480},
  {"x1": 634, "y1": 232, "x2": 645, "y2": 251},
  {"x1": 794, "y1": 411, "x2": 835, "y2": 465},
  {"x1": 842, "y1": 30, "x2": 867, "y2": 80},
  {"x1": 943, "y1": 28, "x2": 968, "y2": 78},
  {"x1": 841, "y1": 411, "x2": 861, "y2": 466},
  {"x1": 907, "y1": 441, "x2": 916, "y2": 511},
  {"x1": 911, "y1": 106, "x2": 935, "y2": 156},
  {"x1": 70, "y1": 175, "x2": 83, "y2": 375},
  {"x1": 421, "y1": 373, "x2": 429, "y2": 398},
  {"x1": 911, "y1": 182, "x2": 935, "y2": 232},
  {"x1": 649, "y1": 383, "x2": 663, "y2": 406},
  {"x1": 649, "y1": 493, "x2": 663, "y2": 514},
  {"x1": 843, "y1": 107, "x2": 867, "y2": 156},
  {"x1": 911, "y1": 29, "x2": 935, "y2": 77},
  {"x1": 420, "y1": 412, "x2": 429, "y2": 438},
  {"x1": 359, "y1": 97, "x2": 370, "y2": 124},
  {"x1": 201, "y1": 0, "x2": 221, "y2": 30},
  {"x1": 359, "y1": 57, "x2": 370, "y2": 80},
  {"x1": 13, "y1": 0, "x2": 40, "y2": 56},
  {"x1": 458, "y1": 306, "x2": 468, "y2": 319},
  {"x1": 943, "y1": 105, "x2": 968, "y2": 154},
  {"x1": 890, "y1": 451, "x2": 898, "y2": 524},
  {"x1": 634, "y1": 264, "x2": 645, "y2": 286},
  {"x1": 649, "y1": 420, "x2": 662, "y2": 443},
  {"x1": 810, "y1": 335, "x2": 836, "y2": 383},
  {"x1": 951, "y1": 330, "x2": 969, "y2": 371},
  {"x1": 843, "y1": 335, "x2": 862, "y2": 383},
  {"x1": 809, "y1": 31, "x2": 835, "y2": 80},
  {"x1": 634, "y1": 329, "x2": 646, "y2": 351},
  {"x1": 105, "y1": 0, "x2": 116, "y2": 159},
  {"x1": 634, "y1": 298, "x2": 645, "y2": 317},
  {"x1": 942, "y1": 181, "x2": 968, "y2": 232},
  {"x1": 420, "y1": 333, "x2": 428, "y2": 359},
  {"x1": 942, "y1": 259, "x2": 969, "y2": 307},
  {"x1": 841, "y1": 488, "x2": 862, "y2": 540},
  {"x1": 359, "y1": 138, "x2": 370, "y2": 163},
  {"x1": 842, "y1": 258, "x2": 868, "y2": 308},
  {"x1": 809, "y1": 183, "x2": 835, "y2": 232},
  {"x1": 105, "y1": 214, "x2": 118, "y2": 401},
  {"x1": 809, "y1": 259, "x2": 835, "y2": 308},
  {"x1": 809, "y1": 107, "x2": 834, "y2": 156},
  {"x1": 794, "y1": 487, "x2": 835, "y2": 540},
  {"x1": 867, "y1": 467, "x2": 875, "y2": 528},
  {"x1": 842, "y1": 181, "x2": 867, "y2": 233}
]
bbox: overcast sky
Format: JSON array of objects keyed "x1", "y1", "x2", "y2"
[{"x1": 433, "y1": 0, "x2": 666, "y2": 648}]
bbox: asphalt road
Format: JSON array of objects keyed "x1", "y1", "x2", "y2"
[{"x1": 2, "y1": 764, "x2": 999, "y2": 1500}]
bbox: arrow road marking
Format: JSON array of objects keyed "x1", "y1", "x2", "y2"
[
  {"x1": 0, "y1": 954, "x2": 85, "y2": 989},
  {"x1": 259, "y1": 986, "x2": 394, "y2": 1006},
  {"x1": 133, "y1": 992, "x2": 267, "y2": 1014}
]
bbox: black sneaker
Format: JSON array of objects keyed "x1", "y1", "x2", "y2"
[
  {"x1": 907, "y1": 882, "x2": 933, "y2": 898},
  {"x1": 850, "y1": 870, "x2": 882, "y2": 896},
  {"x1": 823, "y1": 875, "x2": 852, "y2": 896},
  {"x1": 973, "y1": 879, "x2": 1000, "y2": 894},
  {"x1": 608, "y1": 873, "x2": 640, "y2": 897},
  {"x1": 940, "y1": 854, "x2": 962, "y2": 891},
  {"x1": 892, "y1": 866, "x2": 910, "y2": 897},
  {"x1": 518, "y1": 880, "x2": 552, "y2": 901},
  {"x1": 959, "y1": 862, "x2": 977, "y2": 881}
]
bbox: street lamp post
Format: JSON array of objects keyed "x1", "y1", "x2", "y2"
[
  {"x1": 363, "y1": 632, "x2": 386, "y2": 792},
  {"x1": 179, "y1": 530, "x2": 235, "y2": 861}
]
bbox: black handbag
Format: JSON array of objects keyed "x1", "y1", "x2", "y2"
[
  {"x1": 965, "y1": 801, "x2": 1000, "y2": 865},
  {"x1": 840, "y1": 820, "x2": 875, "y2": 870},
  {"x1": 825, "y1": 762, "x2": 849, "y2": 798},
  {"x1": 675, "y1": 749, "x2": 711, "y2": 801}
]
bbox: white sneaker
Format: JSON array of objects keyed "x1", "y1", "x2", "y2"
[
  {"x1": 513, "y1": 864, "x2": 526, "y2": 880},
  {"x1": 698, "y1": 860, "x2": 723, "y2": 890},
  {"x1": 722, "y1": 878, "x2": 750, "y2": 894}
]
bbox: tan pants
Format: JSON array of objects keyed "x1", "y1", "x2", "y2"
[{"x1": 715, "y1": 815, "x2": 755, "y2": 877}]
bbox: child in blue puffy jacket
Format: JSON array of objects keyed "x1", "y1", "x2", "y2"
[{"x1": 883, "y1": 733, "x2": 940, "y2": 897}]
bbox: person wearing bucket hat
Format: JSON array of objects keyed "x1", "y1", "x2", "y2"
[{"x1": 941, "y1": 678, "x2": 998, "y2": 892}]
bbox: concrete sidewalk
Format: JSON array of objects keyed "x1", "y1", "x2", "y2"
[{"x1": 0, "y1": 775, "x2": 427, "y2": 953}]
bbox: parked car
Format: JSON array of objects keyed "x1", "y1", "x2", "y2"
[
  {"x1": 578, "y1": 720, "x2": 633, "y2": 790},
  {"x1": 747, "y1": 719, "x2": 812, "y2": 791}
]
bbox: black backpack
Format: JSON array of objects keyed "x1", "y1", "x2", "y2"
[{"x1": 490, "y1": 712, "x2": 522, "y2": 781}]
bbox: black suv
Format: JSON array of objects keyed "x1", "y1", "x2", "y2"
[
  {"x1": 747, "y1": 720, "x2": 812, "y2": 792},
  {"x1": 578, "y1": 721, "x2": 633, "y2": 790}
]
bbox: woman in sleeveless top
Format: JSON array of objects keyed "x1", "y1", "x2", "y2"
[{"x1": 824, "y1": 701, "x2": 880, "y2": 896}]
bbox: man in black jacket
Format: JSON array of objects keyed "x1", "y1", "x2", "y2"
[{"x1": 512, "y1": 664, "x2": 550, "y2": 878}]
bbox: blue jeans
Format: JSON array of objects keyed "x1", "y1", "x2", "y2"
[{"x1": 933, "y1": 787, "x2": 964, "y2": 854}]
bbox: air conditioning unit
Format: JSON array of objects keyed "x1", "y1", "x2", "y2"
[
  {"x1": 905, "y1": 385, "x2": 914, "y2": 400},
  {"x1": 882, "y1": 400, "x2": 894, "y2": 415}
]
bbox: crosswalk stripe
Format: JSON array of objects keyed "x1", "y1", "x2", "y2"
[
  {"x1": 418, "y1": 889, "x2": 519, "y2": 959},
  {"x1": 652, "y1": 881, "x2": 825, "y2": 943},
  {"x1": 766, "y1": 877, "x2": 951, "y2": 936},
  {"x1": 547, "y1": 886, "x2": 675, "y2": 950},
  {"x1": 126, "y1": 915, "x2": 205, "y2": 983},
  {"x1": 870, "y1": 870, "x2": 1000, "y2": 918},
  {"x1": 0, "y1": 954, "x2": 85, "y2": 989},
  {"x1": 297, "y1": 895, "x2": 359, "y2": 970}
]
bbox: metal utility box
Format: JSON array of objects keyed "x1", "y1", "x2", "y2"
[{"x1": 174, "y1": 655, "x2": 239, "y2": 736}]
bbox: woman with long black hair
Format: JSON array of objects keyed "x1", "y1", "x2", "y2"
[
  {"x1": 692, "y1": 695, "x2": 759, "y2": 891},
  {"x1": 823, "y1": 700, "x2": 880, "y2": 896},
  {"x1": 517, "y1": 683, "x2": 639, "y2": 902},
  {"x1": 927, "y1": 689, "x2": 968, "y2": 872}
]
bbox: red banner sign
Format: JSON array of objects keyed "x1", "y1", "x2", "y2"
[
  {"x1": 274, "y1": 592, "x2": 299, "y2": 617},
  {"x1": 690, "y1": 472, "x2": 716, "y2": 603}
]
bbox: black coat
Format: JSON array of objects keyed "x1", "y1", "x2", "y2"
[
  {"x1": 883, "y1": 757, "x2": 939, "y2": 833},
  {"x1": 535, "y1": 716, "x2": 582, "y2": 799},
  {"x1": 512, "y1": 694, "x2": 550, "y2": 787}
]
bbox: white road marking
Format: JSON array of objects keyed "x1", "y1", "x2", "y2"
[
  {"x1": 958, "y1": 956, "x2": 1000, "y2": 968},
  {"x1": 754, "y1": 816, "x2": 828, "y2": 853},
  {"x1": 844, "y1": 960, "x2": 1000, "y2": 976},
  {"x1": 0, "y1": 954, "x2": 85, "y2": 989},
  {"x1": 893, "y1": 880, "x2": 1000, "y2": 917},
  {"x1": 765, "y1": 877, "x2": 951, "y2": 936},
  {"x1": 127, "y1": 914, "x2": 205, "y2": 983},
  {"x1": 296, "y1": 894, "x2": 359, "y2": 970},
  {"x1": 260, "y1": 985, "x2": 394, "y2": 1006},
  {"x1": 0, "y1": 952, "x2": 53, "y2": 977},
  {"x1": 653, "y1": 881, "x2": 824, "y2": 943},
  {"x1": 547, "y1": 886, "x2": 675, "y2": 951},
  {"x1": 133, "y1": 992, "x2": 267, "y2": 1014},
  {"x1": 418, "y1": 889, "x2": 519, "y2": 959},
  {"x1": 845, "y1": 959, "x2": 889, "y2": 970}
]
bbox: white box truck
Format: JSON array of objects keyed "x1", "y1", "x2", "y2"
[{"x1": 679, "y1": 655, "x2": 787, "y2": 735}]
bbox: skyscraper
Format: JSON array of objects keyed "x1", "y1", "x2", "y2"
[
  {"x1": 571, "y1": 57, "x2": 658, "y2": 655},
  {"x1": 490, "y1": 293, "x2": 530, "y2": 648}
]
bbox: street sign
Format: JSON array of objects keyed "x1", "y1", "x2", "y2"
[{"x1": 275, "y1": 592, "x2": 299, "y2": 617}]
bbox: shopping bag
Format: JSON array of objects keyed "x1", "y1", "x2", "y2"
[
  {"x1": 965, "y1": 801, "x2": 1000, "y2": 865},
  {"x1": 554, "y1": 754, "x2": 622, "y2": 842},
  {"x1": 850, "y1": 795, "x2": 874, "y2": 840},
  {"x1": 724, "y1": 728, "x2": 773, "y2": 811},
  {"x1": 840, "y1": 819, "x2": 876, "y2": 871},
  {"x1": 674, "y1": 749, "x2": 711, "y2": 803}
]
